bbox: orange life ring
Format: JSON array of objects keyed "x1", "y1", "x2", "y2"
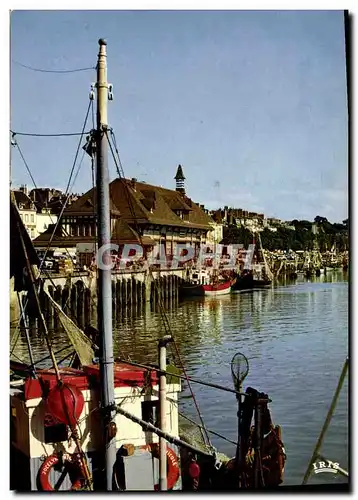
[
  {"x1": 141, "y1": 443, "x2": 180, "y2": 490},
  {"x1": 38, "y1": 453, "x2": 85, "y2": 491}
]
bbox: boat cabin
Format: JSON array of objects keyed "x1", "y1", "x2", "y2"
[
  {"x1": 10, "y1": 362, "x2": 181, "y2": 491},
  {"x1": 189, "y1": 269, "x2": 212, "y2": 285}
]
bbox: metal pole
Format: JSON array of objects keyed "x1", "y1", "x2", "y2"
[
  {"x1": 302, "y1": 357, "x2": 349, "y2": 484},
  {"x1": 116, "y1": 406, "x2": 216, "y2": 459},
  {"x1": 158, "y1": 336, "x2": 172, "y2": 491},
  {"x1": 96, "y1": 38, "x2": 116, "y2": 490},
  {"x1": 116, "y1": 357, "x2": 265, "y2": 400}
]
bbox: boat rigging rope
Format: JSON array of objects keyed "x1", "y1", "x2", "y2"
[
  {"x1": 12, "y1": 59, "x2": 96, "y2": 74},
  {"x1": 105, "y1": 128, "x2": 215, "y2": 452},
  {"x1": 12, "y1": 223, "x2": 94, "y2": 488},
  {"x1": 10, "y1": 130, "x2": 93, "y2": 137},
  {"x1": 32, "y1": 100, "x2": 93, "y2": 268},
  {"x1": 10, "y1": 100, "x2": 96, "y2": 355},
  {"x1": 13, "y1": 216, "x2": 62, "y2": 381}
]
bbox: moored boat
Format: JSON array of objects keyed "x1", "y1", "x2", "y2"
[
  {"x1": 180, "y1": 268, "x2": 231, "y2": 297},
  {"x1": 10, "y1": 39, "x2": 286, "y2": 492},
  {"x1": 202, "y1": 280, "x2": 231, "y2": 296},
  {"x1": 232, "y1": 270, "x2": 271, "y2": 292}
]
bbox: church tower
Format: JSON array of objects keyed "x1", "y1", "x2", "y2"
[{"x1": 174, "y1": 164, "x2": 186, "y2": 195}]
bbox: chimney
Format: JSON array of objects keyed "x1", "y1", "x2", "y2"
[
  {"x1": 174, "y1": 164, "x2": 186, "y2": 195},
  {"x1": 20, "y1": 184, "x2": 28, "y2": 196},
  {"x1": 131, "y1": 178, "x2": 137, "y2": 191}
]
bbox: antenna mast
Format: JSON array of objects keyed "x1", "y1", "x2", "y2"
[{"x1": 96, "y1": 38, "x2": 116, "y2": 490}]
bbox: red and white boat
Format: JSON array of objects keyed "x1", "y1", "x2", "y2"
[
  {"x1": 202, "y1": 280, "x2": 231, "y2": 296},
  {"x1": 179, "y1": 269, "x2": 231, "y2": 297}
]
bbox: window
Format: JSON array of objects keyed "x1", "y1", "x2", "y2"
[
  {"x1": 31, "y1": 214, "x2": 34, "y2": 223},
  {"x1": 25, "y1": 214, "x2": 28, "y2": 222},
  {"x1": 141, "y1": 400, "x2": 159, "y2": 427}
]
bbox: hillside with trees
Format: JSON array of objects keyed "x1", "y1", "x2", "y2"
[{"x1": 221, "y1": 216, "x2": 348, "y2": 252}]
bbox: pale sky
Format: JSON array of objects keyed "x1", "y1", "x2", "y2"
[{"x1": 10, "y1": 10, "x2": 348, "y2": 222}]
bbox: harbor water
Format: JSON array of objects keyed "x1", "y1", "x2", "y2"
[{"x1": 11, "y1": 270, "x2": 349, "y2": 486}]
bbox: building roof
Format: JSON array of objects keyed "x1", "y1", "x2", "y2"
[
  {"x1": 63, "y1": 177, "x2": 213, "y2": 230},
  {"x1": 12, "y1": 190, "x2": 36, "y2": 211},
  {"x1": 61, "y1": 187, "x2": 120, "y2": 216},
  {"x1": 210, "y1": 209, "x2": 224, "y2": 224}
]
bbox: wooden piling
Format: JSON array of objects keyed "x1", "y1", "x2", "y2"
[
  {"x1": 70, "y1": 284, "x2": 77, "y2": 323},
  {"x1": 131, "y1": 278, "x2": 137, "y2": 305},
  {"x1": 62, "y1": 285, "x2": 69, "y2": 315},
  {"x1": 84, "y1": 286, "x2": 92, "y2": 328},
  {"x1": 28, "y1": 315, "x2": 37, "y2": 336},
  {"x1": 38, "y1": 290, "x2": 46, "y2": 335},
  {"x1": 54, "y1": 285, "x2": 63, "y2": 331},
  {"x1": 137, "y1": 280, "x2": 143, "y2": 304},
  {"x1": 47, "y1": 285, "x2": 54, "y2": 332},
  {"x1": 127, "y1": 279, "x2": 132, "y2": 307},
  {"x1": 116, "y1": 280, "x2": 121, "y2": 311},
  {"x1": 121, "y1": 278, "x2": 127, "y2": 310},
  {"x1": 144, "y1": 273, "x2": 151, "y2": 303},
  {"x1": 76, "y1": 281, "x2": 85, "y2": 329}
]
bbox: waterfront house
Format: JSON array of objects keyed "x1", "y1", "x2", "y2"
[
  {"x1": 12, "y1": 187, "x2": 37, "y2": 240},
  {"x1": 12, "y1": 186, "x2": 60, "y2": 240},
  {"x1": 33, "y1": 165, "x2": 214, "y2": 267}
]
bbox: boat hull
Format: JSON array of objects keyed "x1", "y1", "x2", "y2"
[
  {"x1": 179, "y1": 281, "x2": 231, "y2": 297},
  {"x1": 232, "y1": 274, "x2": 271, "y2": 291},
  {"x1": 202, "y1": 281, "x2": 231, "y2": 296}
]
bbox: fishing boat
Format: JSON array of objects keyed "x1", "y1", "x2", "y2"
[
  {"x1": 10, "y1": 39, "x2": 286, "y2": 491},
  {"x1": 232, "y1": 238, "x2": 272, "y2": 292},
  {"x1": 233, "y1": 231, "x2": 273, "y2": 292},
  {"x1": 180, "y1": 268, "x2": 231, "y2": 297},
  {"x1": 232, "y1": 272, "x2": 271, "y2": 292}
]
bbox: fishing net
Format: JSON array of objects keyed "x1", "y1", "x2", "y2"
[
  {"x1": 178, "y1": 412, "x2": 230, "y2": 462},
  {"x1": 45, "y1": 290, "x2": 95, "y2": 366},
  {"x1": 179, "y1": 412, "x2": 210, "y2": 452},
  {"x1": 231, "y1": 352, "x2": 249, "y2": 393}
]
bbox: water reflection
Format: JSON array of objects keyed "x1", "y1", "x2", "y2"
[{"x1": 11, "y1": 270, "x2": 348, "y2": 486}]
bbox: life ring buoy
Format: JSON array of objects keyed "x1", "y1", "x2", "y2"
[
  {"x1": 141, "y1": 444, "x2": 180, "y2": 490},
  {"x1": 38, "y1": 453, "x2": 85, "y2": 491}
]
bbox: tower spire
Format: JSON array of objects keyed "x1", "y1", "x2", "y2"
[{"x1": 174, "y1": 164, "x2": 186, "y2": 194}]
